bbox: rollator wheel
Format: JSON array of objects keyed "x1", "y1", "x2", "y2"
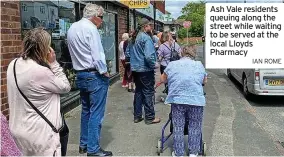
[
  {"x1": 157, "y1": 140, "x2": 162, "y2": 156},
  {"x1": 202, "y1": 141, "x2": 207, "y2": 156}
]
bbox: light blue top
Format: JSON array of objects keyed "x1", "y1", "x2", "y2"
[
  {"x1": 164, "y1": 58, "x2": 207, "y2": 106},
  {"x1": 67, "y1": 18, "x2": 107, "y2": 74}
]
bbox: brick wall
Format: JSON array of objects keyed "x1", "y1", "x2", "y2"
[
  {"x1": 178, "y1": 37, "x2": 203, "y2": 44},
  {"x1": 117, "y1": 8, "x2": 128, "y2": 80},
  {"x1": 1, "y1": 1, "x2": 22, "y2": 117}
]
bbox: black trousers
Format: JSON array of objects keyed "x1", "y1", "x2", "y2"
[
  {"x1": 132, "y1": 71, "x2": 155, "y2": 120},
  {"x1": 160, "y1": 65, "x2": 168, "y2": 94}
]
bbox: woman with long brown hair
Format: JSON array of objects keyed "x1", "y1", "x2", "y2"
[
  {"x1": 157, "y1": 31, "x2": 182, "y2": 95},
  {"x1": 6, "y1": 28, "x2": 71, "y2": 156}
]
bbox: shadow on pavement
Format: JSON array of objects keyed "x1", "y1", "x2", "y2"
[{"x1": 101, "y1": 125, "x2": 114, "y2": 149}]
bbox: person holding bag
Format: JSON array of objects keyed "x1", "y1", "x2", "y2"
[
  {"x1": 6, "y1": 28, "x2": 71, "y2": 156},
  {"x1": 157, "y1": 31, "x2": 182, "y2": 95}
]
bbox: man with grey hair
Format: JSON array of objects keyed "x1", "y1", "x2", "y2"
[{"x1": 67, "y1": 3, "x2": 112, "y2": 156}]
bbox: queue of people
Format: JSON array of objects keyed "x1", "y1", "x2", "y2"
[{"x1": 1, "y1": 3, "x2": 207, "y2": 157}]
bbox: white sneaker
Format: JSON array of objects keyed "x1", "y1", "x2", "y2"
[
  {"x1": 172, "y1": 151, "x2": 183, "y2": 157},
  {"x1": 189, "y1": 154, "x2": 197, "y2": 157}
]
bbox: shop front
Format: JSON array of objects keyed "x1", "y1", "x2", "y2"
[
  {"x1": 0, "y1": 0, "x2": 164, "y2": 116},
  {"x1": 0, "y1": 1, "x2": 128, "y2": 115}
]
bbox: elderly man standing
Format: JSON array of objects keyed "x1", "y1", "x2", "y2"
[
  {"x1": 67, "y1": 3, "x2": 112, "y2": 156},
  {"x1": 127, "y1": 18, "x2": 161, "y2": 124}
]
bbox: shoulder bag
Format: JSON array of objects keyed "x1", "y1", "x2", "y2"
[{"x1": 13, "y1": 58, "x2": 69, "y2": 156}]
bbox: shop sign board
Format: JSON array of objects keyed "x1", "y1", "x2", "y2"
[{"x1": 119, "y1": 0, "x2": 150, "y2": 9}]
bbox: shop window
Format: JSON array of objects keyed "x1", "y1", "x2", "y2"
[
  {"x1": 79, "y1": 2, "x2": 85, "y2": 19},
  {"x1": 40, "y1": 6, "x2": 45, "y2": 14},
  {"x1": 20, "y1": 0, "x2": 78, "y2": 90},
  {"x1": 21, "y1": 1, "x2": 119, "y2": 85},
  {"x1": 100, "y1": 12, "x2": 118, "y2": 76},
  {"x1": 54, "y1": 1, "x2": 77, "y2": 90},
  {"x1": 79, "y1": 2, "x2": 118, "y2": 76},
  {"x1": 22, "y1": 4, "x2": 27, "y2": 11},
  {"x1": 106, "y1": 2, "x2": 117, "y2": 12},
  {"x1": 129, "y1": 12, "x2": 135, "y2": 31}
]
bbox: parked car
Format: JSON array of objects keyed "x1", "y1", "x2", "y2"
[{"x1": 227, "y1": 69, "x2": 284, "y2": 98}]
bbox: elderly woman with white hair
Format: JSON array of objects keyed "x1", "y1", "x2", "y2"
[
  {"x1": 160, "y1": 45, "x2": 207, "y2": 157},
  {"x1": 67, "y1": 3, "x2": 112, "y2": 156},
  {"x1": 119, "y1": 33, "x2": 129, "y2": 88}
]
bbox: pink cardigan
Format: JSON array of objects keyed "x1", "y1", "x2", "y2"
[{"x1": 6, "y1": 58, "x2": 71, "y2": 156}]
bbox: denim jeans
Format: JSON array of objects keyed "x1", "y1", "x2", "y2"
[
  {"x1": 132, "y1": 71, "x2": 155, "y2": 121},
  {"x1": 75, "y1": 71, "x2": 109, "y2": 153}
]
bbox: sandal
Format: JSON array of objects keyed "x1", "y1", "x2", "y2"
[{"x1": 145, "y1": 117, "x2": 161, "y2": 125}]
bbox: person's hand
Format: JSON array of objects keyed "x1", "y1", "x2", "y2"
[
  {"x1": 103, "y1": 72, "x2": 110, "y2": 78},
  {"x1": 47, "y1": 47, "x2": 56, "y2": 64}
]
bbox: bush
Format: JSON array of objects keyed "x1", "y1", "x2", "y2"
[{"x1": 177, "y1": 28, "x2": 187, "y2": 39}]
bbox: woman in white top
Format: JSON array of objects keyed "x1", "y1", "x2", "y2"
[
  {"x1": 7, "y1": 28, "x2": 71, "y2": 156},
  {"x1": 119, "y1": 33, "x2": 129, "y2": 88}
]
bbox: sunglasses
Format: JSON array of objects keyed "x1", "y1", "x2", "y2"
[{"x1": 97, "y1": 16, "x2": 103, "y2": 20}]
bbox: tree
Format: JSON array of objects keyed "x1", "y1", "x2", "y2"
[
  {"x1": 181, "y1": 1, "x2": 205, "y2": 16},
  {"x1": 177, "y1": 15, "x2": 186, "y2": 20},
  {"x1": 177, "y1": 0, "x2": 205, "y2": 38}
]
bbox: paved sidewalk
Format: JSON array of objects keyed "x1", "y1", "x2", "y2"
[
  {"x1": 65, "y1": 70, "x2": 217, "y2": 156},
  {"x1": 65, "y1": 69, "x2": 282, "y2": 156}
]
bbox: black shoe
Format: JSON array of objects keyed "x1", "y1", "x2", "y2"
[
  {"x1": 87, "y1": 149, "x2": 113, "y2": 156},
  {"x1": 134, "y1": 117, "x2": 144, "y2": 123},
  {"x1": 79, "y1": 147, "x2": 87, "y2": 154}
]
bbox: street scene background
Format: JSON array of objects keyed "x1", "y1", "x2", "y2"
[
  {"x1": 65, "y1": 45, "x2": 284, "y2": 156},
  {"x1": 1, "y1": 1, "x2": 284, "y2": 156}
]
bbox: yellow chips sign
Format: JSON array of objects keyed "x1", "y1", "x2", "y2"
[{"x1": 120, "y1": 0, "x2": 150, "y2": 9}]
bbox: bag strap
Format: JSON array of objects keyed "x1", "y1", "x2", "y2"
[
  {"x1": 13, "y1": 58, "x2": 59, "y2": 133},
  {"x1": 162, "y1": 43, "x2": 173, "y2": 65},
  {"x1": 163, "y1": 43, "x2": 171, "y2": 52}
]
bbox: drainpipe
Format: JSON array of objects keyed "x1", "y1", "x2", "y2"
[
  {"x1": 127, "y1": 8, "x2": 130, "y2": 32},
  {"x1": 153, "y1": 2, "x2": 156, "y2": 31},
  {"x1": 133, "y1": 9, "x2": 136, "y2": 29}
]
